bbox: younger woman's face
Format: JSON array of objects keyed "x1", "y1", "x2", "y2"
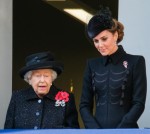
[{"x1": 93, "y1": 30, "x2": 118, "y2": 56}]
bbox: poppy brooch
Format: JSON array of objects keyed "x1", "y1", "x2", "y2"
[
  {"x1": 123, "y1": 61, "x2": 128, "y2": 68},
  {"x1": 55, "y1": 91, "x2": 69, "y2": 107}
]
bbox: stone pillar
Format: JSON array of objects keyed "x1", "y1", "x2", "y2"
[{"x1": 0, "y1": 0, "x2": 12, "y2": 129}]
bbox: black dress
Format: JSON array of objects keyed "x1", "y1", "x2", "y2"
[
  {"x1": 4, "y1": 85, "x2": 79, "y2": 129},
  {"x1": 80, "y1": 45, "x2": 147, "y2": 128}
]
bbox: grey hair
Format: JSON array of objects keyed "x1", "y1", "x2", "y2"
[{"x1": 24, "y1": 69, "x2": 57, "y2": 83}]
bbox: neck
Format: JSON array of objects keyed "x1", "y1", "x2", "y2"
[{"x1": 108, "y1": 44, "x2": 118, "y2": 55}]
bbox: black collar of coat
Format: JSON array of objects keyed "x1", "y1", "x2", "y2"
[
  {"x1": 103, "y1": 45, "x2": 126, "y2": 66},
  {"x1": 25, "y1": 85, "x2": 60, "y2": 101}
]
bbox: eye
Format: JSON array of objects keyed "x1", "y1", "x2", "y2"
[
  {"x1": 35, "y1": 74, "x2": 41, "y2": 77},
  {"x1": 44, "y1": 74, "x2": 50, "y2": 77},
  {"x1": 93, "y1": 39, "x2": 99, "y2": 44},
  {"x1": 33, "y1": 73, "x2": 40, "y2": 77},
  {"x1": 101, "y1": 37, "x2": 107, "y2": 41}
]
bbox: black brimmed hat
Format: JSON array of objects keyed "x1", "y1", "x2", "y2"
[{"x1": 19, "y1": 51, "x2": 64, "y2": 78}]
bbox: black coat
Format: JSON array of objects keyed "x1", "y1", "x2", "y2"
[
  {"x1": 80, "y1": 45, "x2": 147, "y2": 128},
  {"x1": 4, "y1": 85, "x2": 79, "y2": 129}
]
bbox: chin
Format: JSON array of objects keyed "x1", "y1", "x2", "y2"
[
  {"x1": 101, "y1": 53, "x2": 108, "y2": 56},
  {"x1": 100, "y1": 51, "x2": 108, "y2": 56}
]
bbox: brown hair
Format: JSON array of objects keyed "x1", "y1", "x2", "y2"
[{"x1": 108, "y1": 19, "x2": 124, "y2": 43}]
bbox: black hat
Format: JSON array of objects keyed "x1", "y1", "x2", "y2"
[
  {"x1": 87, "y1": 7, "x2": 114, "y2": 39},
  {"x1": 19, "y1": 51, "x2": 64, "y2": 78}
]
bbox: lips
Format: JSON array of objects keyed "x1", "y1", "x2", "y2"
[
  {"x1": 39, "y1": 86, "x2": 46, "y2": 87},
  {"x1": 38, "y1": 86, "x2": 47, "y2": 90}
]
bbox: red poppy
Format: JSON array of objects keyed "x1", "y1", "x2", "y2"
[{"x1": 55, "y1": 91, "x2": 69, "y2": 102}]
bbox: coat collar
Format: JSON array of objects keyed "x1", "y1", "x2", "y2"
[
  {"x1": 45, "y1": 85, "x2": 60, "y2": 100},
  {"x1": 25, "y1": 85, "x2": 60, "y2": 101},
  {"x1": 103, "y1": 45, "x2": 126, "y2": 65}
]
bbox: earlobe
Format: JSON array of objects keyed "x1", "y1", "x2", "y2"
[
  {"x1": 114, "y1": 32, "x2": 118, "y2": 43},
  {"x1": 29, "y1": 80, "x2": 31, "y2": 85}
]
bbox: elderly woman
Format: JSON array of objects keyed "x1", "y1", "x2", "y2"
[{"x1": 4, "y1": 51, "x2": 79, "y2": 129}]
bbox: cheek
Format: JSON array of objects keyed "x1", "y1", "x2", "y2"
[
  {"x1": 45, "y1": 78, "x2": 52, "y2": 84},
  {"x1": 94, "y1": 43, "x2": 99, "y2": 49},
  {"x1": 30, "y1": 80, "x2": 38, "y2": 88},
  {"x1": 105, "y1": 39, "x2": 113, "y2": 48}
]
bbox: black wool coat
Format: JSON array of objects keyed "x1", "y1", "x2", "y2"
[
  {"x1": 4, "y1": 85, "x2": 79, "y2": 129},
  {"x1": 80, "y1": 45, "x2": 147, "y2": 128}
]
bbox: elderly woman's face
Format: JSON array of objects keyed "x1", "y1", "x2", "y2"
[{"x1": 29, "y1": 69, "x2": 53, "y2": 98}]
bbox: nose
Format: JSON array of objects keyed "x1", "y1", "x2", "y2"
[
  {"x1": 98, "y1": 40, "x2": 104, "y2": 47},
  {"x1": 95, "y1": 40, "x2": 103, "y2": 48},
  {"x1": 40, "y1": 75, "x2": 45, "y2": 82}
]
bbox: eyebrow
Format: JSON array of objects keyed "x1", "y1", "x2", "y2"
[{"x1": 93, "y1": 35, "x2": 107, "y2": 40}]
